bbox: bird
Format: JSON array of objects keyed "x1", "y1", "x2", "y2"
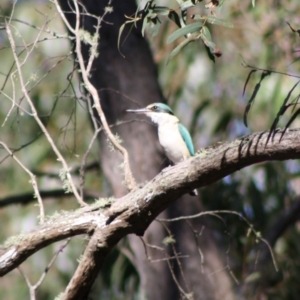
[{"x1": 127, "y1": 102, "x2": 198, "y2": 196}]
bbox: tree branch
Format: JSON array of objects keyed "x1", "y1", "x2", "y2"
[
  {"x1": 53, "y1": 0, "x2": 137, "y2": 191},
  {"x1": 0, "y1": 189, "x2": 100, "y2": 208},
  {"x1": 5, "y1": 18, "x2": 86, "y2": 208},
  {"x1": 0, "y1": 129, "x2": 300, "y2": 297}
]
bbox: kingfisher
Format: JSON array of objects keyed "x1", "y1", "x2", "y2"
[{"x1": 127, "y1": 102, "x2": 198, "y2": 196}]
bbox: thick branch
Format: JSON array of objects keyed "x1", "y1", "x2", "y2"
[
  {"x1": 0, "y1": 129, "x2": 300, "y2": 284},
  {"x1": 0, "y1": 206, "x2": 104, "y2": 276},
  {"x1": 63, "y1": 227, "x2": 126, "y2": 299}
]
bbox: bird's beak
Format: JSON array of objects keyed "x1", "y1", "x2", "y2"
[{"x1": 126, "y1": 108, "x2": 150, "y2": 114}]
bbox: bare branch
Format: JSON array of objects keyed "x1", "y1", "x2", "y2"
[
  {"x1": 139, "y1": 237, "x2": 193, "y2": 300},
  {"x1": 160, "y1": 210, "x2": 280, "y2": 272},
  {"x1": 0, "y1": 141, "x2": 45, "y2": 222},
  {"x1": 0, "y1": 189, "x2": 100, "y2": 208},
  {"x1": 53, "y1": 0, "x2": 137, "y2": 191},
  {"x1": 79, "y1": 96, "x2": 102, "y2": 199},
  {"x1": 0, "y1": 204, "x2": 108, "y2": 277},
  {"x1": 33, "y1": 238, "x2": 71, "y2": 289},
  {"x1": 1, "y1": 128, "x2": 300, "y2": 291},
  {"x1": 5, "y1": 18, "x2": 86, "y2": 207},
  {"x1": 17, "y1": 239, "x2": 71, "y2": 300}
]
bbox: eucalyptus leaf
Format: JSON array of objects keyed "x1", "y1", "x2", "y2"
[
  {"x1": 205, "y1": 15, "x2": 233, "y2": 28},
  {"x1": 201, "y1": 27, "x2": 216, "y2": 50},
  {"x1": 244, "y1": 71, "x2": 271, "y2": 127},
  {"x1": 147, "y1": 19, "x2": 161, "y2": 37},
  {"x1": 202, "y1": 26, "x2": 212, "y2": 41},
  {"x1": 181, "y1": 9, "x2": 187, "y2": 27},
  {"x1": 201, "y1": 35, "x2": 215, "y2": 49},
  {"x1": 152, "y1": 6, "x2": 170, "y2": 16},
  {"x1": 118, "y1": 20, "x2": 135, "y2": 52},
  {"x1": 243, "y1": 70, "x2": 257, "y2": 96},
  {"x1": 204, "y1": 44, "x2": 215, "y2": 62},
  {"x1": 168, "y1": 10, "x2": 181, "y2": 28},
  {"x1": 201, "y1": 26, "x2": 218, "y2": 62},
  {"x1": 167, "y1": 35, "x2": 195, "y2": 63},
  {"x1": 142, "y1": 17, "x2": 148, "y2": 37},
  {"x1": 267, "y1": 80, "x2": 300, "y2": 144},
  {"x1": 167, "y1": 22, "x2": 202, "y2": 44},
  {"x1": 245, "y1": 272, "x2": 261, "y2": 283},
  {"x1": 243, "y1": 83, "x2": 260, "y2": 127},
  {"x1": 179, "y1": 0, "x2": 197, "y2": 10},
  {"x1": 281, "y1": 107, "x2": 300, "y2": 141}
]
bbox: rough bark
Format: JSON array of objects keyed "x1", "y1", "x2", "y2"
[
  {"x1": 1, "y1": 129, "x2": 300, "y2": 297},
  {"x1": 58, "y1": 0, "x2": 175, "y2": 298},
  {"x1": 55, "y1": 1, "x2": 300, "y2": 298}
]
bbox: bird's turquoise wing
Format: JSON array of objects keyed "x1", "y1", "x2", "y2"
[{"x1": 178, "y1": 123, "x2": 195, "y2": 156}]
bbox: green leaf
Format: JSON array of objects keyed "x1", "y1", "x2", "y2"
[
  {"x1": 201, "y1": 26, "x2": 215, "y2": 49},
  {"x1": 141, "y1": 17, "x2": 148, "y2": 37},
  {"x1": 252, "y1": 0, "x2": 256, "y2": 7},
  {"x1": 201, "y1": 26, "x2": 222, "y2": 62},
  {"x1": 167, "y1": 35, "x2": 195, "y2": 63},
  {"x1": 118, "y1": 20, "x2": 136, "y2": 52},
  {"x1": 181, "y1": 9, "x2": 187, "y2": 27},
  {"x1": 281, "y1": 107, "x2": 300, "y2": 141},
  {"x1": 142, "y1": 0, "x2": 152, "y2": 15},
  {"x1": 243, "y1": 71, "x2": 271, "y2": 127},
  {"x1": 201, "y1": 34, "x2": 215, "y2": 49},
  {"x1": 167, "y1": 22, "x2": 202, "y2": 44},
  {"x1": 243, "y1": 83, "x2": 260, "y2": 127},
  {"x1": 204, "y1": 44, "x2": 215, "y2": 63},
  {"x1": 147, "y1": 18, "x2": 161, "y2": 37},
  {"x1": 202, "y1": 26, "x2": 212, "y2": 41},
  {"x1": 267, "y1": 80, "x2": 300, "y2": 144},
  {"x1": 168, "y1": 10, "x2": 181, "y2": 28},
  {"x1": 245, "y1": 272, "x2": 261, "y2": 283},
  {"x1": 152, "y1": 6, "x2": 170, "y2": 16},
  {"x1": 176, "y1": 0, "x2": 197, "y2": 10},
  {"x1": 243, "y1": 70, "x2": 257, "y2": 96},
  {"x1": 201, "y1": 16, "x2": 233, "y2": 28},
  {"x1": 141, "y1": 9, "x2": 162, "y2": 37}
]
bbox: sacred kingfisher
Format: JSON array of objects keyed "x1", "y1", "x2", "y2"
[{"x1": 127, "y1": 102, "x2": 198, "y2": 196}]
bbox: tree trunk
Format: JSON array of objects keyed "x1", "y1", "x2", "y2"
[{"x1": 58, "y1": 0, "x2": 233, "y2": 299}]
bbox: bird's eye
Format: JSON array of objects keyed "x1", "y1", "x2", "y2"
[{"x1": 152, "y1": 105, "x2": 158, "y2": 111}]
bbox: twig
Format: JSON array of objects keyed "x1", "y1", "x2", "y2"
[
  {"x1": 139, "y1": 237, "x2": 194, "y2": 300},
  {"x1": 79, "y1": 95, "x2": 102, "y2": 198},
  {"x1": 5, "y1": 20, "x2": 86, "y2": 207},
  {"x1": 79, "y1": 127, "x2": 102, "y2": 199},
  {"x1": 159, "y1": 210, "x2": 278, "y2": 272},
  {"x1": 34, "y1": 238, "x2": 71, "y2": 288},
  {"x1": 241, "y1": 59, "x2": 300, "y2": 79},
  {"x1": 0, "y1": 188, "x2": 100, "y2": 208},
  {"x1": 0, "y1": 141, "x2": 45, "y2": 223},
  {"x1": 52, "y1": 0, "x2": 136, "y2": 191},
  {"x1": 158, "y1": 220, "x2": 191, "y2": 292},
  {"x1": 185, "y1": 221, "x2": 205, "y2": 274},
  {"x1": 18, "y1": 239, "x2": 71, "y2": 300}
]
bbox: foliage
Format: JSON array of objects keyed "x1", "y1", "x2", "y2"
[
  {"x1": 0, "y1": 0, "x2": 300, "y2": 299},
  {"x1": 119, "y1": 0, "x2": 233, "y2": 62}
]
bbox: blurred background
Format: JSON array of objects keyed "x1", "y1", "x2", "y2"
[{"x1": 0, "y1": 0, "x2": 300, "y2": 299}]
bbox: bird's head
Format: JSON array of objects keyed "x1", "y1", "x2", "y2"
[{"x1": 127, "y1": 103, "x2": 175, "y2": 125}]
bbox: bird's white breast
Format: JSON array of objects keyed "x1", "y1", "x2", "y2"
[{"x1": 157, "y1": 117, "x2": 191, "y2": 164}]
